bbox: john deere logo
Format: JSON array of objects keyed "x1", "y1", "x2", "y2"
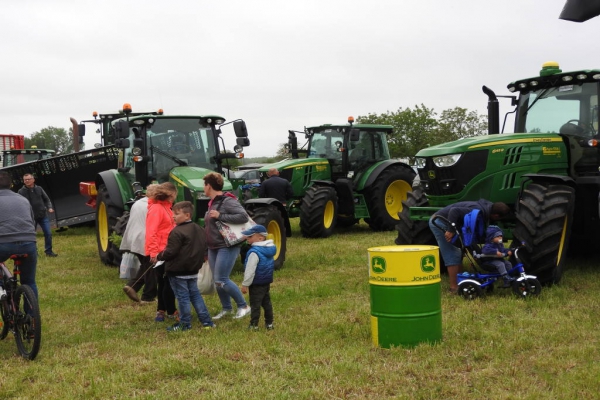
[
  {"x1": 428, "y1": 170, "x2": 436, "y2": 180},
  {"x1": 421, "y1": 255, "x2": 436, "y2": 273},
  {"x1": 371, "y1": 256, "x2": 386, "y2": 274}
]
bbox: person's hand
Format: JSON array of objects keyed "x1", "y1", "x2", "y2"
[
  {"x1": 48, "y1": 208, "x2": 54, "y2": 213},
  {"x1": 444, "y1": 231, "x2": 454, "y2": 242},
  {"x1": 150, "y1": 256, "x2": 157, "y2": 264},
  {"x1": 497, "y1": 251, "x2": 503, "y2": 257},
  {"x1": 507, "y1": 250, "x2": 512, "y2": 257},
  {"x1": 241, "y1": 285, "x2": 248, "y2": 294},
  {"x1": 208, "y1": 210, "x2": 220, "y2": 219}
]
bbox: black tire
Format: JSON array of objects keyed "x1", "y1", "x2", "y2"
[
  {"x1": 300, "y1": 186, "x2": 338, "y2": 238},
  {"x1": 14, "y1": 285, "x2": 41, "y2": 360},
  {"x1": 513, "y1": 183, "x2": 575, "y2": 285},
  {"x1": 0, "y1": 297, "x2": 9, "y2": 340},
  {"x1": 364, "y1": 164, "x2": 415, "y2": 231},
  {"x1": 96, "y1": 184, "x2": 124, "y2": 266},
  {"x1": 458, "y1": 281, "x2": 482, "y2": 300},
  {"x1": 251, "y1": 206, "x2": 287, "y2": 270},
  {"x1": 394, "y1": 188, "x2": 435, "y2": 245},
  {"x1": 511, "y1": 278, "x2": 542, "y2": 299}
]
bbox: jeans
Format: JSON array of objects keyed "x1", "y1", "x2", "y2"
[
  {"x1": 208, "y1": 246, "x2": 247, "y2": 311},
  {"x1": 429, "y1": 217, "x2": 462, "y2": 266},
  {"x1": 249, "y1": 283, "x2": 273, "y2": 326},
  {"x1": 169, "y1": 276, "x2": 213, "y2": 327},
  {"x1": 0, "y1": 242, "x2": 38, "y2": 300},
  {"x1": 35, "y1": 216, "x2": 53, "y2": 254}
]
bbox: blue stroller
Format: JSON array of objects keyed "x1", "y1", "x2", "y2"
[{"x1": 431, "y1": 214, "x2": 542, "y2": 300}]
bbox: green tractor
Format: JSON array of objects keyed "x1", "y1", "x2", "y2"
[
  {"x1": 396, "y1": 61, "x2": 600, "y2": 285},
  {"x1": 259, "y1": 117, "x2": 416, "y2": 238},
  {"x1": 77, "y1": 104, "x2": 289, "y2": 269}
]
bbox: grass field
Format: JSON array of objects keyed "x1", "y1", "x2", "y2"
[{"x1": 0, "y1": 221, "x2": 599, "y2": 399}]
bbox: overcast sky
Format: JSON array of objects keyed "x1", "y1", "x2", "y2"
[{"x1": 1, "y1": 0, "x2": 598, "y2": 158}]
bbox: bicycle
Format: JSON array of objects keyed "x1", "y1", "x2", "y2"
[{"x1": 0, "y1": 254, "x2": 41, "y2": 360}]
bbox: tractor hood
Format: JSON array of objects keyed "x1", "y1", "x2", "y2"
[
  {"x1": 416, "y1": 132, "x2": 564, "y2": 157},
  {"x1": 169, "y1": 166, "x2": 234, "y2": 191},
  {"x1": 260, "y1": 158, "x2": 330, "y2": 173}
]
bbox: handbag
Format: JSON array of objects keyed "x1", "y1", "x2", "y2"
[
  {"x1": 119, "y1": 252, "x2": 140, "y2": 280},
  {"x1": 197, "y1": 261, "x2": 215, "y2": 295},
  {"x1": 215, "y1": 218, "x2": 256, "y2": 247}
]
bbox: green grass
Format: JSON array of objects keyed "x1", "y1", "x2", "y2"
[{"x1": 1, "y1": 221, "x2": 599, "y2": 399}]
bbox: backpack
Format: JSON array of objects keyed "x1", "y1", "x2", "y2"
[{"x1": 451, "y1": 209, "x2": 485, "y2": 247}]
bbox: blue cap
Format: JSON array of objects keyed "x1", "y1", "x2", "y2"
[{"x1": 241, "y1": 224, "x2": 267, "y2": 237}]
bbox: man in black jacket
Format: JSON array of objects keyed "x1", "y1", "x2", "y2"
[
  {"x1": 18, "y1": 173, "x2": 58, "y2": 257},
  {"x1": 258, "y1": 168, "x2": 293, "y2": 206}
]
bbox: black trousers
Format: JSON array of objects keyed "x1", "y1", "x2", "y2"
[
  {"x1": 127, "y1": 254, "x2": 158, "y2": 301},
  {"x1": 154, "y1": 263, "x2": 177, "y2": 315},
  {"x1": 249, "y1": 283, "x2": 273, "y2": 326}
]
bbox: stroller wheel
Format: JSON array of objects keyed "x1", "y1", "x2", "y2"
[
  {"x1": 512, "y1": 278, "x2": 542, "y2": 299},
  {"x1": 458, "y1": 281, "x2": 482, "y2": 300}
]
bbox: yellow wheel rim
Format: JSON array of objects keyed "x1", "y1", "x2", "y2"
[
  {"x1": 385, "y1": 180, "x2": 412, "y2": 220},
  {"x1": 323, "y1": 200, "x2": 335, "y2": 229},
  {"x1": 266, "y1": 220, "x2": 282, "y2": 260},
  {"x1": 556, "y1": 216, "x2": 569, "y2": 266},
  {"x1": 98, "y1": 202, "x2": 109, "y2": 252}
]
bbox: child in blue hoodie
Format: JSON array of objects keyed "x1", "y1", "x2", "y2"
[
  {"x1": 482, "y1": 225, "x2": 515, "y2": 286},
  {"x1": 240, "y1": 224, "x2": 276, "y2": 331}
]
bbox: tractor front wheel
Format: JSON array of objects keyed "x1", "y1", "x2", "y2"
[
  {"x1": 513, "y1": 182, "x2": 575, "y2": 285},
  {"x1": 300, "y1": 186, "x2": 338, "y2": 238},
  {"x1": 251, "y1": 205, "x2": 287, "y2": 270},
  {"x1": 96, "y1": 184, "x2": 123, "y2": 266},
  {"x1": 394, "y1": 188, "x2": 435, "y2": 245},
  {"x1": 364, "y1": 165, "x2": 415, "y2": 231}
]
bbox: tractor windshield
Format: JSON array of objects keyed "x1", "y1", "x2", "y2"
[
  {"x1": 124, "y1": 118, "x2": 218, "y2": 180},
  {"x1": 517, "y1": 82, "x2": 599, "y2": 137}
]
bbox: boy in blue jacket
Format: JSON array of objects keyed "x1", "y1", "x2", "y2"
[
  {"x1": 240, "y1": 225, "x2": 276, "y2": 331},
  {"x1": 482, "y1": 225, "x2": 515, "y2": 287}
]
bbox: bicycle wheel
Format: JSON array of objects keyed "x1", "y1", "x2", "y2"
[
  {"x1": 0, "y1": 298, "x2": 9, "y2": 340},
  {"x1": 14, "y1": 285, "x2": 41, "y2": 360}
]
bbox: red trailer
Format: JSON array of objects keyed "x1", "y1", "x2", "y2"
[{"x1": 0, "y1": 134, "x2": 25, "y2": 151}]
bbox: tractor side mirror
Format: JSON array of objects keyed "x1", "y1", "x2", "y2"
[
  {"x1": 115, "y1": 120, "x2": 130, "y2": 139},
  {"x1": 236, "y1": 137, "x2": 250, "y2": 147},
  {"x1": 349, "y1": 128, "x2": 360, "y2": 142},
  {"x1": 234, "y1": 120, "x2": 248, "y2": 138},
  {"x1": 115, "y1": 138, "x2": 130, "y2": 149}
]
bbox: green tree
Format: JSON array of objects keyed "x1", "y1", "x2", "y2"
[
  {"x1": 436, "y1": 107, "x2": 487, "y2": 141},
  {"x1": 25, "y1": 126, "x2": 72, "y2": 154}
]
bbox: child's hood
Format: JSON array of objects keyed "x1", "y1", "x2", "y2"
[
  {"x1": 485, "y1": 225, "x2": 503, "y2": 243},
  {"x1": 252, "y1": 239, "x2": 277, "y2": 256}
]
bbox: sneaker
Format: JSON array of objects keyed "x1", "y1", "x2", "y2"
[
  {"x1": 266, "y1": 324, "x2": 274, "y2": 331},
  {"x1": 139, "y1": 298, "x2": 156, "y2": 305},
  {"x1": 45, "y1": 252, "x2": 58, "y2": 257},
  {"x1": 502, "y1": 275, "x2": 516, "y2": 288},
  {"x1": 167, "y1": 311, "x2": 180, "y2": 322},
  {"x1": 233, "y1": 306, "x2": 251, "y2": 319},
  {"x1": 212, "y1": 310, "x2": 233, "y2": 320},
  {"x1": 248, "y1": 324, "x2": 259, "y2": 331},
  {"x1": 202, "y1": 323, "x2": 216, "y2": 329},
  {"x1": 155, "y1": 310, "x2": 165, "y2": 322},
  {"x1": 123, "y1": 286, "x2": 140, "y2": 302},
  {"x1": 167, "y1": 323, "x2": 191, "y2": 332}
]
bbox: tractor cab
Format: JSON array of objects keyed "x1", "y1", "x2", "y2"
[{"x1": 1, "y1": 148, "x2": 55, "y2": 167}]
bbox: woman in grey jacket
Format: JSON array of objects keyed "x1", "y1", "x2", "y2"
[{"x1": 203, "y1": 172, "x2": 251, "y2": 320}]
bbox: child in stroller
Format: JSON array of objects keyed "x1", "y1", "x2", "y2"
[{"x1": 481, "y1": 225, "x2": 516, "y2": 288}]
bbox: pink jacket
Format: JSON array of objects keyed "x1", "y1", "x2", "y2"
[{"x1": 144, "y1": 198, "x2": 175, "y2": 258}]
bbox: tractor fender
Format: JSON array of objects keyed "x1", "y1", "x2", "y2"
[
  {"x1": 244, "y1": 198, "x2": 292, "y2": 237},
  {"x1": 96, "y1": 170, "x2": 124, "y2": 210},
  {"x1": 358, "y1": 160, "x2": 415, "y2": 191},
  {"x1": 521, "y1": 173, "x2": 575, "y2": 188},
  {"x1": 310, "y1": 180, "x2": 336, "y2": 189}
]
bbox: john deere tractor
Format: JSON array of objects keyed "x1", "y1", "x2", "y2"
[
  {"x1": 260, "y1": 117, "x2": 416, "y2": 238},
  {"x1": 77, "y1": 104, "x2": 289, "y2": 269},
  {"x1": 396, "y1": 62, "x2": 600, "y2": 285}
]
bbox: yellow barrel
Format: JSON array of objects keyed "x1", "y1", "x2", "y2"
[{"x1": 368, "y1": 245, "x2": 442, "y2": 348}]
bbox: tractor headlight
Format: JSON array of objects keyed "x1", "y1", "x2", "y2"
[
  {"x1": 415, "y1": 157, "x2": 426, "y2": 168},
  {"x1": 433, "y1": 154, "x2": 462, "y2": 167}
]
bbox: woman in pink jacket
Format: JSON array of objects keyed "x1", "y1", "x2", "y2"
[{"x1": 146, "y1": 182, "x2": 178, "y2": 322}]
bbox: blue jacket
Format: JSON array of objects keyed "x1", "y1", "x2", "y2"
[
  {"x1": 244, "y1": 244, "x2": 276, "y2": 285},
  {"x1": 482, "y1": 225, "x2": 509, "y2": 257}
]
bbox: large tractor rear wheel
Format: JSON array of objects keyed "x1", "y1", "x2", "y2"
[
  {"x1": 251, "y1": 205, "x2": 287, "y2": 270},
  {"x1": 300, "y1": 186, "x2": 338, "y2": 238},
  {"x1": 365, "y1": 165, "x2": 415, "y2": 231},
  {"x1": 513, "y1": 182, "x2": 575, "y2": 285},
  {"x1": 394, "y1": 188, "x2": 435, "y2": 245},
  {"x1": 96, "y1": 184, "x2": 123, "y2": 266}
]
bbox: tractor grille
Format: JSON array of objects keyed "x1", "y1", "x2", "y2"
[{"x1": 419, "y1": 150, "x2": 488, "y2": 196}]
